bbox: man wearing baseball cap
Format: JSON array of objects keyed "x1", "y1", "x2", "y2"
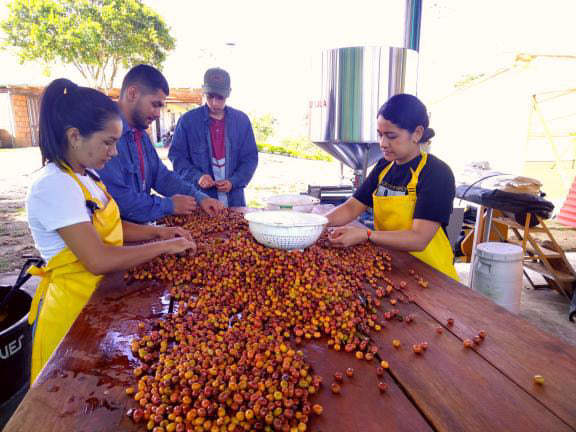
[{"x1": 168, "y1": 68, "x2": 258, "y2": 207}]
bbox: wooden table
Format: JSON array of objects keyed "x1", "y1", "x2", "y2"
[{"x1": 5, "y1": 218, "x2": 576, "y2": 431}]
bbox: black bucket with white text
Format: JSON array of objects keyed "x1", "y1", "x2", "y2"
[{"x1": 0, "y1": 285, "x2": 32, "y2": 429}]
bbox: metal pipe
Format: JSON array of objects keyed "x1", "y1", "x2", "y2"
[{"x1": 404, "y1": 0, "x2": 423, "y2": 52}]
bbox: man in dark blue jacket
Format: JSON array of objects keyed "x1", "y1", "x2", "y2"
[
  {"x1": 168, "y1": 68, "x2": 258, "y2": 207},
  {"x1": 98, "y1": 65, "x2": 223, "y2": 223}
]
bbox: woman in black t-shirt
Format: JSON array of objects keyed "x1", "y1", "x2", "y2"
[{"x1": 326, "y1": 94, "x2": 458, "y2": 280}]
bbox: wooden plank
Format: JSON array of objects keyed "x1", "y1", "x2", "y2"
[
  {"x1": 524, "y1": 261, "x2": 575, "y2": 282},
  {"x1": 492, "y1": 217, "x2": 546, "y2": 233},
  {"x1": 302, "y1": 343, "x2": 433, "y2": 432},
  {"x1": 368, "y1": 298, "x2": 572, "y2": 432},
  {"x1": 387, "y1": 251, "x2": 576, "y2": 429},
  {"x1": 507, "y1": 238, "x2": 562, "y2": 258},
  {"x1": 5, "y1": 273, "x2": 432, "y2": 432}
]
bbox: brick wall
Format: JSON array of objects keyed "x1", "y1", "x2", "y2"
[{"x1": 10, "y1": 94, "x2": 32, "y2": 148}]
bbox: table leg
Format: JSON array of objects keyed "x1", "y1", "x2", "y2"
[
  {"x1": 469, "y1": 205, "x2": 485, "y2": 287},
  {"x1": 483, "y1": 208, "x2": 494, "y2": 243}
]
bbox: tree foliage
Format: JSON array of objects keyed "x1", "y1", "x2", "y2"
[
  {"x1": 251, "y1": 113, "x2": 278, "y2": 143},
  {"x1": 1, "y1": 0, "x2": 175, "y2": 90}
]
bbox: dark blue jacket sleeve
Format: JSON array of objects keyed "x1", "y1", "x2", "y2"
[
  {"x1": 98, "y1": 155, "x2": 174, "y2": 224},
  {"x1": 228, "y1": 115, "x2": 258, "y2": 189},
  {"x1": 149, "y1": 144, "x2": 208, "y2": 204},
  {"x1": 169, "y1": 117, "x2": 206, "y2": 186}
]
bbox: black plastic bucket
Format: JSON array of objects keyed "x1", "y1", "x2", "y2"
[{"x1": 0, "y1": 285, "x2": 32, "y2": 429}]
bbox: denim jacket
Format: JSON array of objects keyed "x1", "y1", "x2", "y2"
[
  {"x1": 168, "y1": 105, "x2": 258, "y2": 207},
  {"x1": 97, "y1": 119, "x2": 208, "y2": 223}
]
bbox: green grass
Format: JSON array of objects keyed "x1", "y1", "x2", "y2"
[
  {"x1": 245, "y1": 183, "x2": 307, "y2": 209},
  {"x1": 256, "y1": 141, "x2": 333, "y2": 161},
  {"x1": 14, "y1": 207, "x2": 25, "y2": 216},
  {"x1": 247, "y1": 199, "x2": 264, "y2": 208}
]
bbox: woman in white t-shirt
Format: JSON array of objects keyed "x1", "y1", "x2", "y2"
[{"x1": 26, "y1": 78, "x2": 196, "y2": 382}]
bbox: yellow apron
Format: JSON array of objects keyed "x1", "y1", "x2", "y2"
[
  {"x1": 28, "y1": 165, "x2": 123, "y2": 382},
  {"x1": 373, "y1": 152, "x2": 459, "y2": 280}
]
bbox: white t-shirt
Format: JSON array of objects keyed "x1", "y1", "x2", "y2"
[{"x1": 26, "y1": 163, "x2": 109, "y2": 262}]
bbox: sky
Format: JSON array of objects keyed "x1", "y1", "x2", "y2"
[{"x1": 1, "y1": 0, "x2": 576, "y2": 137}]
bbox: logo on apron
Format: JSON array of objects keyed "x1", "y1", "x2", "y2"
[{"x1": 375, "y1": 183, "x2": 408, "y2": 197}]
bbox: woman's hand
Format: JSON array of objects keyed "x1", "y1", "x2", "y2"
[
  {"x1": 155, "y1": 226, "x2": 194, "y2": 241},
  {"x1": 59, "y1": 222, "x2": 196, "y2": 275},
  {"x1": 324, "y1": 197, "x2": 368, "y2": 227},
  {"x1": 327, "y1": 226, "x2": 369, "y2": 247},
  {"x1": 164, "y1": 237, "x2": 196, "y2": 254}
]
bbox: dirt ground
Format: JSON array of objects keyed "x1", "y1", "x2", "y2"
[
  {"x1": 0, "y1": 148, "x2": 39, "y2": 272},
  {"x1": 532, "y1": 219, "x2": 576, "y2": 251}
]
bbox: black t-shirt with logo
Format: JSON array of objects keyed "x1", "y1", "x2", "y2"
[{"x1": 353, "y1": 154, "x2": 455, "y2": 227}]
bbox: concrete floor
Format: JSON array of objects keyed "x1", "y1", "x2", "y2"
[
  {"x1": 2, "y1": 254, "x2": 575, "y2": 347},
  {"x1": 456, "y1": 252, "x2": 576, "y2": 346}
]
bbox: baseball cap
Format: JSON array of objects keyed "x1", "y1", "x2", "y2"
[{"x1": 203, "y1": 68, "x2": 231, "y2": 98}]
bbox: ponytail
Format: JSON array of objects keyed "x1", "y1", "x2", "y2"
[{"x1": 38, "y1": 79, "x2": 120, "y2": 166}]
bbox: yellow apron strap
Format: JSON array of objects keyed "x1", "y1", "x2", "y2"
[
  {"x1": 377, "y1": 161, "x2": 394, "y2": 183},
  {"x1": 378, "y1": 152, "x2": 427, "y2": 189},
  {"x1": 27, "y1": 266, "x2": 50, "y2": 324},
  {"x1": 58, "y1": 162, "x2": 105, "y2": 209},
  {"x1": 407, "y1": 152, "x2": 427, "y2": 196},
  {"x1": 93, "y1": 176, "x2": 113, "y2": 201}
]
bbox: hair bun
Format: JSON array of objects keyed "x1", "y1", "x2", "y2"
[
  {"x1": 420, "y1": 127, "x2": 435, "y2": 143},
  {"x1": 64, "y1": 82, "x2": 79, "y2": 95}
]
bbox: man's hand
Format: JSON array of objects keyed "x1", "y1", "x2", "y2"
[
  {"x1": 198, "y1": 174, "x2": 216, "y2": 189},
  {"x1": 199, "y1": 197, "x2": 224, "y2": 217},
  {"x1": 171, "y1": 194, "x2": 197, "y2": 215},
  {"x1": 215, "y1": 180, "x2": 232, "y2": 193},
  {"x1": 327, "y1": 227, "x2": 369, "y2": 247},
  {"x1": 155, "y1": 226, "x2": 194, "y2": 242}
]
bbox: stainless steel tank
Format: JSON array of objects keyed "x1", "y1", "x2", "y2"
[{"x1": 308, "y1": 46, "x2": 419, "y2": 185}]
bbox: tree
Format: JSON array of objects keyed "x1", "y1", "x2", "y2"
[
  {"x1": 1, "y1": 0, "x2": 175, "y2": 90},
  {"x1": 251, "y1": 113, "x2": 278, "y2": 143}
]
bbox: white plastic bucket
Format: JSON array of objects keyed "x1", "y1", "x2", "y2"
[
  {"x1": 265, "y1": 194, "x2": 320, "y2": 213},
  {"x1": 471, "y1": 242, "x2": 524, "y2": 313}
]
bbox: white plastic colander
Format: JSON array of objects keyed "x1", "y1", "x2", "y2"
[{"x1": 244, "y1": 211, "x2": 328, "y2": 250}]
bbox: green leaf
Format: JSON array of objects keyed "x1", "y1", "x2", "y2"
[{"x1": 1, "y1": 0, "x2": 176, "y2": 89}]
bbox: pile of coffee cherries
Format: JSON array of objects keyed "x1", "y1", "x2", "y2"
[
  {"x1": 162, "y1": 209, "x2": 248, "y2": 238},
  {"x1": 126, "y1": 210, "x2": 405, "y2": 431}
]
